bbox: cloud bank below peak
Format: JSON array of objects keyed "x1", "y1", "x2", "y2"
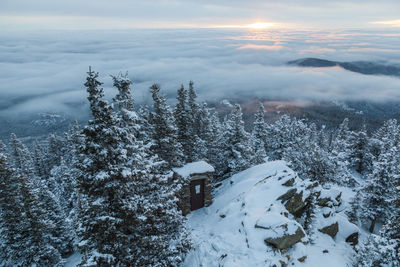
[{"x1": 0, "y1": 28, "x2": 400, "y2": 118}]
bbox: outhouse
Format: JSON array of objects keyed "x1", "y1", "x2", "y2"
[{"x1": 173, "y1": 161, "x2": 214, "y2": 215}]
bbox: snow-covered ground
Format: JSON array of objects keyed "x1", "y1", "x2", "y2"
[{"x1": 183, "y1": 161, "x2": 361, "y2": 267}]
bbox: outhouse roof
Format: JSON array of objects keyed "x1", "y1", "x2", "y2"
[{"x1": 173, "y1": 161, "x2": 214, "y2": 179}]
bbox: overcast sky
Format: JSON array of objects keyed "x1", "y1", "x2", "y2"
[{"x1": 1, "y1": 0, "x2": 400, "y2": 30}]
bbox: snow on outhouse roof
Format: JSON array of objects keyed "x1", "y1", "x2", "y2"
[{"x1": 173, "y1": 161, "x2": 214, "y2": 179}]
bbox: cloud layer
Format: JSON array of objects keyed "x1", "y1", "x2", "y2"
[{"x1": 0, "y1": 28, "x2": 400, "y2": 118}]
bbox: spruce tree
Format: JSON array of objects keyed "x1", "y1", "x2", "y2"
[
  {"x1": 9, "y1": 133, "x2": 36, "y2": 179},
  {"x1": 76, "y1": 69, "x2": 188, "y2": 265},
  {"x1": 251, "y1": 102, "x2": 267, "y2": 164},
  {"x1": 33, "y1": 140, "x2": 49, "y2": 178},
  {"x1": 174, "y1": 84, "x2": 193, "y2": 162},
  {"x1": 76, "y1": 67, "x2": 139, "y2": 265},
  {"x1": 46, "y1": 133, "x2": 66, "y2": 170},
  {"x1": 187, "y1": 80, "x2": 200, "y2": 136},
  {"x1": 218, "y1": 104, "x2": 252, "y2": 178},
  {"x1": 0, "y1": 148, "x2": 63, "y2": 266},
  {"x1": 149, "y1": 83, "x2": 183, "y2": 168},
  {"x1": 350, "y1": 124, "x2": 373, "y2": 174},
  {"x1": 360, "y1": 145, "x2": 398, "y2": 233}
]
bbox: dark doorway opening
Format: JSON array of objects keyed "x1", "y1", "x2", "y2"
[{"x1": 190, "y1": 179, "x2": 205, "y2": 211}]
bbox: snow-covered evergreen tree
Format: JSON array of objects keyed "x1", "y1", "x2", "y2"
[
  {"x1": 206, "y1": 112, "x2": 223, "y2": 169},
  {"x1": 33, "y1": 140, "x2": 49, "y2": 178},
  {"x1": 0, "y1": 148, "x2": 64, "y2": 266},
  {"x1": 9, "y1": 133, "x2": 36, "y2": 179},
  {"x1": 76, "y1": 67, "x2": 139, "y2": 265},
  {"x1": 174, "y1": 84, "x2": 193, "y2": 162},
  {"x1": 46, "y1": 133, "x2": 66, "y2": 170},
  {"x1": 76, "y1": 69, "x2": 188, "y2": 265},
  {"x1": 217, "y1": 104, "x2": 253, "y2": 178},
  {"x1": 187, "y1": 80, "x2": 200, "y2": 136},
  {"x1": 149, "y1": 83, "x2": 184, "y2": 168},
  {"x1": 359, "y1": 144, "x2": 398, "y2": 233},
  {"x1": 350, "y1": 124, "x2": 373, "y2": 174},
  {"x1": 251, "y1": 102, "x2": 267, "y2": 164}
]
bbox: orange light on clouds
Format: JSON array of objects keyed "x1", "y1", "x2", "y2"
[
  {"x1": 213, "y1": 21, "x2": 277, "y2": 29},
  {"x1": 246, "y1": 22, "x2": 275, "y2": 29},
  {"x1": 371, "y1": 19, "x2": 400, "y2": 27}
]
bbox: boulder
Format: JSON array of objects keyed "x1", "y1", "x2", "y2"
[
  {"x1": 318, "y1": 222, "x2": 339, "y2": 238},
  {"x1": 284, "y1": 191, "x2": 307, "y2": 217},
  {"x1": 317, "y1": 189, "x2": 342, "y2": 208},
  {"x1": 297, "y1": 255, "x2": 307, "y2": 262},
  {"x1": 277, "y1": 189, "x2": 308, "y2": 217},
  {"x1": 345, "y1": 232, "x2": 359, "y2": 246},
  {"x1": 282, "y1": 177, "x2": 295, "y2": 187},
  {"x1": 255, "y1": 211, "x2": 306, "y2": 250},
  {"x1": 277, "y1": 188, "x2": 297, "y2": 202},
  {"x1": 264, "y1": 226, "x2": 305, "y2": 250}
]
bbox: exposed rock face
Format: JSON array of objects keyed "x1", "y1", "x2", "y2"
[
  {"x1": 264, "y1": 226, "x2": 306, "y2": 250},
  {"x1": 284, "y1": 191, "x2": 307, "y2": 217},
  {"x1": 318, "y1": 222, "x2": 339, "y2": 238},
  {"x1": 277, "y1": 188, "x2": 297, "y2": 202},
  {"x1": 345, "y1": 232, "x2": 359, "y2": 246},
  {"x1": 316, "y1": 190, "x2": 342, "y2": 208},
  {"x1": 277, "y1": 188, "x2": 308, "y2": 217},
  {"x1": 282, "y1": 177, "x2": 295, "y2": 187}
]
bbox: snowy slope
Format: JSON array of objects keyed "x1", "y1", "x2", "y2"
[{"x1": 182, "y1": 161, "x2": 359, "y2": 267}]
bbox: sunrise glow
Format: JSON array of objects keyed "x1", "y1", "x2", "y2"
[{"x1": 246, "y1": 22, "x2": 275, "y2": 29}]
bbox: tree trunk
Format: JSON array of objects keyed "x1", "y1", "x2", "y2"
[{"x1": 369, "y1": 218, "x2": 376, "y2": 233}]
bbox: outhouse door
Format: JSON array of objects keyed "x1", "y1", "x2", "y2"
[{"x1": 190, "y1": 179, "x2": 205, "y2": 211}]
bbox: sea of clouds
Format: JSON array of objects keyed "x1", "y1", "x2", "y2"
[{"x1": 1, "y1": 28, "x2": 400, "y2": 118}]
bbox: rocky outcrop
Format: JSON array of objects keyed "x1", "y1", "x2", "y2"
[
  {"x1": 277, "y1": 188, "x2": 297, "y2": 202},
  {"x1": 345, "y1": 232, "x2": 359, "y2": 246},
  {"x1": 277, "y1": 188, "x2": 309, "y2": 217},
  {"x1": 318, "y1": 221, "x2": 339, "y2": 238},
  {"x1": 316, "y1": 189, "x2": 342, "y2": 208},
  {"x1": 264, "y1": 226, "x2": 305, "y2": 250}
]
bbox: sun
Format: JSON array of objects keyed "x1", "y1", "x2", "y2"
[{"x1": 246, "y1": 22, "x2": 275, "y2": 29}]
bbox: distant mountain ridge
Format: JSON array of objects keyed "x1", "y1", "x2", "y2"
[{"x1": 288, "y1": 58, "x2": 400, "y2": 78}]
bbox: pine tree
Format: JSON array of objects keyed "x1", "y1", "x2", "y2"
[
  {"x1": 217, "y1": 104, "x2": 252, "y2": 178},
  {"x1": 149, "y1": 83, "x2": 183, "y2": 168},
  {"x1": 127, "y1": 158, "x2": 190, "y2": 266},
  {"x1": 9, "y1": 133, "x2": 36, "y2": 179},
  {"x1": 174, "y1": 84, "x2": 193, "y2": 162},
  {"x1": 282, "y1": 123, "x2": 336, "y2": 184},
  {"x1": 206, "y1": 112, "x2": 223, "y2": 169},
  {"x1": 112, "y1": 72, "x2": 139, "y2": 132},
  {"x1": 76, "y1": 69, "x2": 188, "y2": 265},
  {"x1": 76, "y1": 67, "x2": 140, "y2": 265},
  {"x1": 356, "y1": 160, "x2": 400, "y2": 266},
  {"x1": 350, "y1": 124, "x2": 373, "y2": 174},
  {"x1": 36, "y1": 179, "x2": 74, "y2": 257},
  {"x1": 33, "y1": 140, "x2": 49, "y2": 178},
  {"x1": 194, "y1": 103, "x2": 215, "y2": 161},
  {"x1": 264, "y1": 115, "x2": 309, "y2": 160},
  {"x1": 46, "y1": 133, "x2": 66, "y2": 170},
  {"x1": 0, "y1": 148, "x2": 63, "y2": 266},
  {"x1": 251, "y1": 102, "x2": 267, "y2": 164},
  {"x1": 360, "y1": 145, "x2": 398, "y2": 233},
  {"x1": 187, "y1": 80, "x2": 200, "y2": 136}
]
